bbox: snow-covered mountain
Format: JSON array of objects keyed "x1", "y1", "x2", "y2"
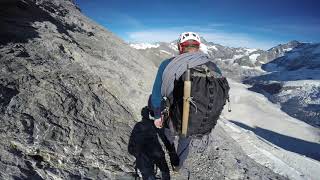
[
  {"x1": 245, "y1": 42, "x2": 320, "y2": 128},
  {"x1": 130, "y1": 39, "x2": 302, "y2": 81},
  {"x1": 130, "y1": 39, "x2": 300, "y2": 66},
  {"x1": 129, "y1": 42, "x2": 178, "y2": 66}
]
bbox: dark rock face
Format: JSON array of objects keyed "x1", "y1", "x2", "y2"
[
  {"x1": 263, "y1": 43, "x2": 320, "y2": 72},
  {"x1": 0, "y1": 26, "x2": 134, "y2": 180},
  {"x1": 0, "y1": 85, "x2": 19, "y2": 113},
  {"x1": 248, "y1": 83, "x2": 283, "y2": 95},
  {"x1": 0, "y1": 0, "x2": 156, "y2": 179},
  {"x1": 0, "y1": 0, "x2": 288, "y2": 179}
]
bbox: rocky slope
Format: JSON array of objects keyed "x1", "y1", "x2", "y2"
[
  {"x1": 0, "y1": 0, "x2": 156, "y2": 179},
  {"x1": 0, "y1": 0, "x2": 289, "y2": 179},
  {"x1": 174, "y1": 123, "x2": 288, "y2": 180}
]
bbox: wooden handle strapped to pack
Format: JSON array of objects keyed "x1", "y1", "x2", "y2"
[{"x1": 181, "y1": 65, "x2": 191, "y2": 137}]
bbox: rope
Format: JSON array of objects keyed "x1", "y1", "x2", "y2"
[{"x1": 183, "y1": 96, "x2": 198, "y2": 113}]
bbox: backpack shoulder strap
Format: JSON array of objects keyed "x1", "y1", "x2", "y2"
[{"x1": 191, "y1": 62, "x2": 223, "y2": 78}]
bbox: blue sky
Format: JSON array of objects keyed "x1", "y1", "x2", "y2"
[{"x1": 75, "y1": 0, "x2": 320, "y2": 49}]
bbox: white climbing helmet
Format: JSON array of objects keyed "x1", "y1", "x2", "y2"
[{"x1": 178, "y1": 32, "x2": 201, "y2": 44}]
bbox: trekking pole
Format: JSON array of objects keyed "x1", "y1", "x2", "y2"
[{"x1": 181, "y1": 64, "x2": 191, "y2": 137}]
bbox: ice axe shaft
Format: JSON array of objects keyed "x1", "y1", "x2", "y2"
[{"x1": 181, "y1": 65, "x2": 191, "y2": 137}]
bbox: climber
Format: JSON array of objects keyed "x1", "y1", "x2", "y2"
[{"x1": 149, "y1": 32, "x2": 230, "y2": 172}]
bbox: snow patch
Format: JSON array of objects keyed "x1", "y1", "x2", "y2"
[
  {"x1": 200, "y1": 43, "x2": 209, "y2": 54},
  {"x1": 246, "y1": 48, "x2": 257, "y2": 54},
  {"x1": 208, "y1": 45, "x2": 218, "y2": 51},
  {"x1": 249, "y1": 53, "x2": 260, "y2": 63},
  {"x1": 160, "y1": 50, "x2": 172, "y2": 55},
  {"x1": 236, "y1": 49, "x2": 245, "y2": 53},
  {"x1": 283, "y1": 80, "x2": 320, "y2": 87},
  {"x1": 241, "y1": 65, "x2": 265, "y2": 72},
  {"x1": 232, "y1": 54, "x2": 245, "y2": 60},
  {"x1": 283, "y1": 47, "x2": 293, "y2": 52},
  {"x1": 130, "y1": 43, "x2": 160, "y2": 49},
  {"x1": 169, "y1": 43, "x2": 179, "y2": 52}
]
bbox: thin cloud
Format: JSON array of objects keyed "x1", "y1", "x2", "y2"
[
  {"x1": 201, "y1": 32, "x2": 278, "y2": 49},
  {"x1": 270, "y1": 24, "x2": 320, "y2": 34},
  {"x1": 114, "y1": 13, "x2": 144, "y2": 29},
  {"x1": 96, "y1": 10, "x2": 144, "y2": 29},
  {"x1": 128, "y1": 30, "x2": 178, "y2": 43},
  {"x1": 244, "y1": 23, "x2": 320, "y2": 36},
  {"x1": 207, "y1": 23, "x2": 226, "y2": 28}
]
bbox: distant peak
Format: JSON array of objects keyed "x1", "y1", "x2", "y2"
[
  {"x1": 288, "y1": 40, "x2": 301, "y2": 45},
  {"x1": 200, "y1": 37, "x2": 208, "y2": 44},
  {"x1": 270, "y1": 40, "x2": 302, "y2": 51}
]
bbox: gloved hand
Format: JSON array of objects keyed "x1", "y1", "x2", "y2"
[{"x1": 154, "y1": 117, "x2": 163, "y2": 128}]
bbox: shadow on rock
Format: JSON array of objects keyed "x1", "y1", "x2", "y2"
[
  {"x1": 0, "y1": 0, "x2": 84, "y2": 46},
  {"x1": 128, "y1": 107, "x2": 170, "y2": 180}
]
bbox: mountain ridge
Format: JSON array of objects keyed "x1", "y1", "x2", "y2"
[{"x1": 129, "y1": 39, "x2": 306, "y2": 80}]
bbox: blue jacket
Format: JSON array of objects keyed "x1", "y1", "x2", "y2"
[{"x1": 150, "y1": 59, "x2": 171, "y2": 118}]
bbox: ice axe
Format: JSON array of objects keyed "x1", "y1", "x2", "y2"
[{"x1": 181, "y1": 64, "x2": 191, "y2": 137}]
